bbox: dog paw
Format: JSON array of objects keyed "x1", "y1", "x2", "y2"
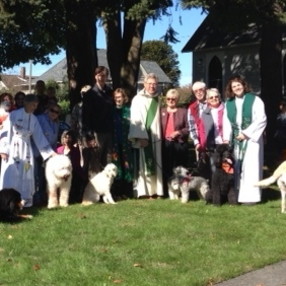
[{"x1": 81, "y1": 201, "x2": 93, "y2": 206}]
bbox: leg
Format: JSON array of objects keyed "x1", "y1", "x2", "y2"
[{"x1": 47, "y1": 187, "x2": 58, "y2": 209}]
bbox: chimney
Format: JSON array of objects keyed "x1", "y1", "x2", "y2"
[{"x1": 20, "y1": 67, "x2": 26, "y2": 78}]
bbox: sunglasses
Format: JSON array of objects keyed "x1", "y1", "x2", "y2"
[
  {"x1": 50, "y1": 108, "x2": 60, "y2": 114},
  {"x1": 166, "y1": 98, "x2": 176, "y2": 102},
  {"x1": 208, "y1": 96, "x2": 219, "y2": 100}
]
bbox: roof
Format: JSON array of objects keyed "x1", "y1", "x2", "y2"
[
  {"x1": 0, "y1": 74, "x2": 31, "y2": 92},
  {"x1": 35, "y1": 49, "x2": 171, "y2": 84},
  {"x1": 182, "y1": 14, "x2": 263, "y2": 53}
]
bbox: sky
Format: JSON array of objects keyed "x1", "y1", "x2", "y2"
[{"x1": 10, "y1": 7, "x2": 207, "y2": 87}]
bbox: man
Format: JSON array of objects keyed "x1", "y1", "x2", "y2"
[
  {"x1": 188, "y1": 81, "x2": 208, "y2": 158},
  {"x1": 82, "y1": 66, "x2": 113, "y2": 167},
  {"x1": 128, "y1": 73, "x2": 163, "y2": 198}
]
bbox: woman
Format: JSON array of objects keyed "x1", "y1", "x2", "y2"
[
  {"x1": 0, "y1": 94, "x2": 55, "y2": 207},
  {"x1": 111, "y1": 88, "x2": 133, "y2": 198},
  {"x1": 161, "y1": 89, "x2": 189, "y2": 196},
  {"x1": 223, "y1": 75, "x2": 267, "y2": 204},
  {"x1": 197, "y1": 88, "x2": 225, "y2": 180},
  {"x1": 33, "y1": 103, "x2": 61, "y2": 205}
]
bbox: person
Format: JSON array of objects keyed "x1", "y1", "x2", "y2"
[
  {"x1": 34, "y1": 80, "x2": 48, "y2": 115},
  {"x1": 33, "y1": 103, "x2": 61, "y2": 206},
  {"x1": 128, "y1": 73, "x2": 163, "y2": 199},
  {"x1": 223, "y1": 75, "x2": 267, "y2": 204},
  {"x1": 70, "y1": 85, "x2": 91, "y2": 144},
  {"x1": 161, "y1": 88, "x2": 189, "y2": 196},
  {"x1": 274, "y1": 99, "x2": 286, "y2": 162},
  {"x1": 0, "y1": 92, "x2": 15, "y2": 112},
  {"x1": 111, "y1": 88, "x2": 133, "y2": 199},
  {"x1": 57, "y1": 130, "x2": 84, "y2": 204},
  {"x1": 188, "y1": 81, "x2": 208, "y2": 160},
  {"x1": 0, "y1": 94, "x2": 55, "y2": 207},
  {"x1": 82, "y1": 66, "x2": 113, "y2": 166},
  {"x1": 14, "y1": 91, "x2": 26, "y2": 109},
  {"x1": 197, "y1": 88, "x2": 225, "y2": 179}
]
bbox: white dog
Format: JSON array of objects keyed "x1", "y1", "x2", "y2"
[
  {"x1": 168, "y1": 166, "x2": 210, "y2": 203},
  {"x1": 255, "y1": 161, "x2": 286, "y2": 213},
  {"x1": 82, "y1": 163, "x2": 118, "y2": 205},
  {"x1": 45, "y1": 155, "x2": 72, "y2": 209}
]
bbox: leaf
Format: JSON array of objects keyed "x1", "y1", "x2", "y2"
[{"x1": 133, "y1": 263, "x2": 143, "y2": 268}]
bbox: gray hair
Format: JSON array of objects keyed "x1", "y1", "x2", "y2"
[
  {"x1": 206, "y1": 88, "x2": 221, "y2": 100},
  {"x1": 144, "y1": 73, "x2": 158, "y2": 83}
]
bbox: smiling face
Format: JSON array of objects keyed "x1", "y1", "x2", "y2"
[
  {"x1": 206, "y1": 88, "x2": 221, "y2": 108},
  {"x1": 231, "y1": 81, "x2": 245, "y2": 98},
  {"x1": 144, "y1": 74, "x2": 158, "y2": 95}
]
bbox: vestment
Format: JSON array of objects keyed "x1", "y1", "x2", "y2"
[
  {"x1": 161, "y1": 107, "x2": 189, "y2": 181},
  {"x1": 128, "y1": 89, "x2": 163, "y2": 197},
  {"x1": 0, "y1": 108, "x2": 54, "y2": 206},
  {"x1": 223, "y1": 93, "x2": 267, "y2": 203}
]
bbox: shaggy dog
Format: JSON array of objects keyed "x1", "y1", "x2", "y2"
[
  {"x1": 168, "y1": 166, "x2": 210, "y2": 203},
  {"x1": 82, "y1": 163, "x2": 118, "y2": 205},
  {"x1": 205, "y1": 144, "x2": 238, "y2": 205},
  {"x1": 0, "y1": 188, "x2": 32, "y2": 221},
  {"x1": 255, "y1": 161, "x2": 286, "y2": 213},
  {"x1": 45, "y1": 155, "x2": 72, "y2": 209}
]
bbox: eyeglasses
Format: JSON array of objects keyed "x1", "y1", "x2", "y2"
[
  {"x1": 50, "y1": 108, "x2": 60, "y2": 114},
  {"x1": 208, "y1": 96, "x2": 219, "y2": 100},
  {"x1": 166, "y1": 98, "x2": 176, "y2": 102}
]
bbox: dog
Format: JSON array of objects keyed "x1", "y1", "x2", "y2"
[
  {"x1": 205, "y1": 144, "x2": 238, "y2": 205},
  {"x1": 168, "y1": 166, "x2": 210, "y2": 203},
  {"x1": 0, "y1": 188, "x2": 33, "y2": 221},
  {"x1": 82, "y1": 163, "x2": 118, "y2": 205},
  {"x1": 255, "y1": 161, "x2": 286, "y2": 213},
  {"x1": 45, "y1": 154, "x2": 72, "y2": 209}
]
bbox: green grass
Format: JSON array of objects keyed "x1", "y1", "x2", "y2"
[{"x1": 1, "y1": 188, "x2": 286, "y2": 286}]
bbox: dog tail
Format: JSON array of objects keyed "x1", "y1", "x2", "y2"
[{"x1": 254, "y1": 176, "x2": 277, "y2": 188}]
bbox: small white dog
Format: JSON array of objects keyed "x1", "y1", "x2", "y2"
[
  {"x1": 45, "y1": 154, "x2": 72, "y2": 209},
  {"x1": 255, "y1": 161, "x2": 286, "y2": 213},
  {"x1": 168, "y1": 166, "x2": 210, "y2": 203},
  {"x1": 82, "y1": 163, "x2": 118, "y2": 205}
]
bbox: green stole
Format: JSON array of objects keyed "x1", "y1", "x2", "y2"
[
  {"x1": 226, "y1": 93, "x2": 255, "y2": 161},
  {"x1": 144, "y1": 96, "x2": 159, "y2": 175}
]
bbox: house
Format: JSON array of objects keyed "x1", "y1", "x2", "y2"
[
  {"x1": 35, "y1": 49, "x2": 172, "y2": 91},
  {"x1": 182, "y1": 14, "x2": 286, "y2": 95},
  {"x1": 0, "y1": 67, "x2": 36, "y2": 94}
]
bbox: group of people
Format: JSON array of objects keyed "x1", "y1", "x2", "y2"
[{"x1": 0, "y1": 67, "x2": 269, "y2": 208}]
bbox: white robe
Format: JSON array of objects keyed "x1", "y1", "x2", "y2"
[
  {"x1": 0, "y1": 108, "x2": 54, "y2": 206},
  {"x1": 223, "y1": 95, "x2": 267, "y2": 203},
  {"x1": 128, "y1": 89, "x2": 163, "y2": 197}
]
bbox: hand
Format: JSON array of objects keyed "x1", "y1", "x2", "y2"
[
  {"x1": 138, "y1": 139, "x2": 149, "y2": 148},
  {"x1": 236, "y1": 133, "x2": 248, "y2": 142},
  {"x1": 195, "y1": 143, "x2": 201, "y2": 151},
  {"x1": 170, "y1": 131, "x2": 180, "y2": 139}
]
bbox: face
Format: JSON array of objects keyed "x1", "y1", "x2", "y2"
[
  {"x1": 95, "y1": 72, "x2": 107, "y2": 85},
  {"x1": 144, "y1": 78, "x2": 158, "y2": 95},
  {"x1": 166, "y1": 94, "x2": 178, "y2": 108},
  {"x1": 25, "y1": 101, "x2": 38, "y2": 113},
  {"x1": 207, "y1": 90, "x2": 220, "y2": 107},
  {"x1": 87, "y1": 139, "x2": 97, "y2": 148},
  {"x1": 48, "y1": 106, "x2": 61, "y2": 120},
  {"x1": 231, "y1": 81, "x2": 245, "y2": 97},
  {"x1": 193, "y1": 87, "x2": 206, "y2": 102},
  {"x1": 114, "y1": 92, "x2": 124, "y2": 107}
]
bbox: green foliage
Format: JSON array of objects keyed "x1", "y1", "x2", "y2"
[
  {"x1": 141, "y1": 40, "x2": 181, "y2": 86},
  {"x1": 1, "y1": 196, "x2": 286, "y2": 285}
]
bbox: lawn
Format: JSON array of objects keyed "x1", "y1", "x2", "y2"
[{"x1": 1, "y1": 187, "x2": 286, "y2": 286}]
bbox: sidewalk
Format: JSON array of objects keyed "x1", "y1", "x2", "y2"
[{"x1": 216, "y1": 260, "x2": 286, "y2": 286}]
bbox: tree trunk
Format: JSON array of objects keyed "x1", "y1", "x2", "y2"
[
  {"x1": 65, "y1": 1, "x2": 97, "y2": 109},
  {"x1": 259, "y1": 22, "x2": 282, "y2": 148}
]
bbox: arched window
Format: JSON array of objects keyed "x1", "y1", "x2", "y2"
[{"x1": 208, "y1": 56, "x2": 223, "y2": 94}]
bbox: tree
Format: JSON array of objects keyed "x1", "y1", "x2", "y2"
[{"x1": 141, "y1": 40, "x2": 181, "y2": 87}]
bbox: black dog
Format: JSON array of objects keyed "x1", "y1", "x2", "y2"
[
  {"x1": 205, "y1": 144, "x2": 238, "y2": 205},
  {"x1": 0, "y1": 188, "x2": 31, "y2": 221}
]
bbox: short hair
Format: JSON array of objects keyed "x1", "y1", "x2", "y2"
[
  {"x1": 192, "y1": 81, "x2": 206, "y2": 91},
  {"x1": 94, "y1": 66, "x2": 109, "y2": 76},
  {"x1": 24, "y1": 94, "x2": 39, "y2": 103},
  {"x1": 144, "y1": 73, "x2": 158, "y2": 83},
  {"x1": 166, "y1": 88, "x2": 179, "y2": 100},
  {"x1": 206, "y1": 88, "x2": 221, "y2": 100},
  {"x1": 113, "y1": 88, "x2": 129, "y2": 104}
]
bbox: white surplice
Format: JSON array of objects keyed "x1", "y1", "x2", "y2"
[
  {"x1": 128, "y1": 89, "x2": 163, "y2": 197},
  {"x1": 0, "y1": 108, "x2": 54, "y2": 206},
  {"x1": 223, "y1": 95, "x2": 267, "y2": 203}
]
